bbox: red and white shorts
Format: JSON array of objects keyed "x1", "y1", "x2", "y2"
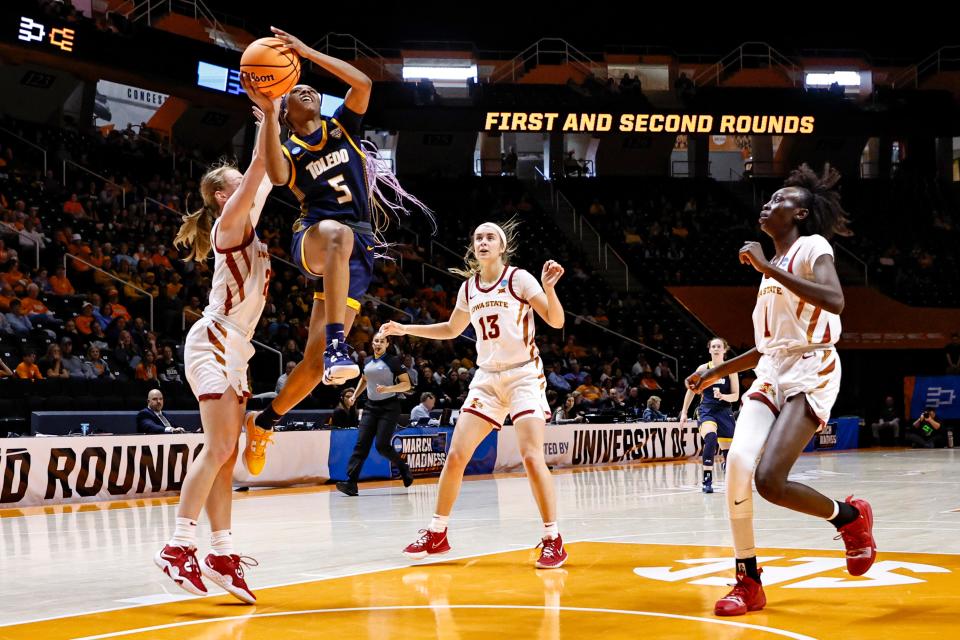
[
  {"x1": 461, "y1": 361, "x2": 551, "y2": 429},
  {"x1": 745, "y1": 347, "x2": 841, "y2": 426},
  {"x1": 184, "y1": 317, "x2": 254, "y2": 402}
]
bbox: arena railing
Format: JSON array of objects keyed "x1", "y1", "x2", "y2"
[
  {"x1": 490, "y1": 38, "x2": 606, "y2": 84},
  {"x1": 554, "y1": 192, "x2": 630, "y2": 292},
  {"x1": 311, "y1": 33, "x2": 395, "y2": 81},
  {"x1": 564, "y1": 311, "x2": 679, "y2": 381},
  {"x1": 693, "y1": 42, "x2": 801, "y2": 87},
  {"x1": 62, "y1": 160, "x2": 128, "y2": 208},
  {"x1": 892, "y1": 46, "x2": 960, "y2": 89},
  {"x1": 64, "y1": 253, "x2": 154, "y2": 331},
  {"x1": 0, "y1": 126, "x2": 48, "y2": 175}
]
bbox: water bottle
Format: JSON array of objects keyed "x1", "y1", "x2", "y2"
[
  {"x1": 80, "y1": 423, "x2": 90, "y2": 436},
  {"x1": 948, "y1": 430, "x2": 955, "y2": 449}
]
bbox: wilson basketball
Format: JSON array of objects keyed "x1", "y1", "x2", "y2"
[{"x1": 240, "y1": 37, "x2": 301, "y2": 98}]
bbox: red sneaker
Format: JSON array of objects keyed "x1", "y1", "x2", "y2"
[
  {"x1": 201, "y1": 553, "x2": 258, "y2": 604},
  {"x1": 403, "y1": 529, "x2": 451, "y2": 559},
  {"x1": 154, "y1": 544, "x2": 207, "y2": 596},
  {"x1": 714, "y1": 570, "x2": 765, "y2": 616},
  {"x1": 835, "y1": 495, "x2": 877, "y2": 576},
  {"x1": 536, "y1": 535, "x2": 568, "y2": 569}
]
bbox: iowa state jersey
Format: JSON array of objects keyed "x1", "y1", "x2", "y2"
[
  {"x1": 281, "y1": 104, "x2": 370, "y2": 230},
  {"x1": 455, "y1": 265, "x2": 545, "y2": 371},
  {"x1": 204, "y1": 218, "x2": 271, "y2": 339},
  {"x1": 753, "y1": 234, "x2": 841, "y2": 355}
]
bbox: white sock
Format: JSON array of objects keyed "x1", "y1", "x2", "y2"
[
  {"x1": 826, "y1": 500, "x2": 840, "y2": 521},
  {"x1": 428, "y1": 514, "x2": 449, "y2": 533},
  {"x1": 543, "y1": 522, "x2": 559, "y2": 540},
  {"x1": 210, "y1": 530, "x2": 234, "y2": 556},
  {"x1": 169, "y1": 517, "x2": 198, "y2": 548}
]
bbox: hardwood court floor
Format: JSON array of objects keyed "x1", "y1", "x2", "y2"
[{"x1": 2, "y1": 449, "x2": 958, "y2": 639}]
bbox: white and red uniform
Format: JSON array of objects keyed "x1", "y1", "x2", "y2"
[
  {"x1": 184, "y1": 218, "x2": 270, "y2": 401},
  {"x1": 455, "y1": 265, "x2": 550, "y2": 429},
  {"x1": 745, "y1": 234, "x2": 841, "y2": 424}
]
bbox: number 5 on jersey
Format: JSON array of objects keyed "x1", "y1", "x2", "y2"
[
  {"x1": 328, "y1": 174, "x2": 353, "y2": 204},
  {"x1": 478, "y1": 315, "x2": 500, "y2": 340}
]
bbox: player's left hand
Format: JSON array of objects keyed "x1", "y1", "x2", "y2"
[
  {"x1": 541, "y1": 260, "x2": 565, "y2": 289},
  {"x1": 376, "y1": 384, "x2": 388, "y2": 393},
  {"x1": 713, "y1": 387, "x2": 722, "y2": 399},
  {"x1": 739, "y1": 241, "x2": 769, "y2": 274},
  {"x1": 270, "y1": 26, "x2": 309, "y2": 56},
  {"x1": 240, "y1": 73, "x2": 280, "y2": 113}
]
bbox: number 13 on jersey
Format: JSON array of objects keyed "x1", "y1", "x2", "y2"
[{"x1": 478, "y1": 315, "x2": 500, "y2": 340}]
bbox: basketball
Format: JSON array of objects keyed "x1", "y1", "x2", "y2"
[{"x1": 240, "y1": 37, "x2": 301, "y2": 98}]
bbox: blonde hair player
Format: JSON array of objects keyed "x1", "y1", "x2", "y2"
[
  {"x1": 685, "y1": 164, "x2": 876, "y2": 617},
  {"x1": 154, "y1": 92, "x2": 274, "y2": 604},
  {"x1": 680, "y1": 337, "x2": 739, "y2": 493},
  {"x1": 379, "y1": 220, "x2": 568, "y2": 568}
]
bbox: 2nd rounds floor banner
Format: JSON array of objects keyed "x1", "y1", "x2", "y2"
[{"x1": 494, "y1": 422, "x2": 702, "y2": 472}]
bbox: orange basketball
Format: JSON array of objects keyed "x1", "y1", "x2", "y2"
[{"x1": 240, "y1": 37, "x2": 301, "y2": 98}]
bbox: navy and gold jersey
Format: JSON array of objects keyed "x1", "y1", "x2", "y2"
[
  {"x1": 282, "y1": 104, "x2": 370, "y2": 231},
  {"x1": 699, "y1": 361, "x2": 732, "y2": 410}
]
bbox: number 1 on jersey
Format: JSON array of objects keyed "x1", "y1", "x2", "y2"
[{"x1": 478, "y1": 315, "x2": 500, "y2": 340}]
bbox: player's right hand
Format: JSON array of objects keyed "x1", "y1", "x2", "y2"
[
  {"x1": 240, "y1": 73, "x2": 280, "y2": 113},
  {"x1": 685, "y1": 371, "x2": 710, "y2": 393},
  {"x1": 679, "y1": 416, "x2": 687, "y2": 429},
  {"x1": 378, "y1": 321, "x2": 406, "y2": 337}
]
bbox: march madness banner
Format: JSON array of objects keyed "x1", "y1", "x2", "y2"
[
  {"x1": 494, "y1": 422, "x2": 702, "y2": 472},
  {"x1": 905, "y1": 376, "x2": 960, "y2": 420}
]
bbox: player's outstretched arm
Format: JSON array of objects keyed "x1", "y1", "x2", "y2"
[
  {"x1": 270, "y1": 27, "x2": 372, "y2": 115},
  {"x1": 217, "y1": 105, "x2": 270, "y2": 247},
  {"x1": 241, "y1": 73, "x2": 290, "y2": 187},
  {"x1": 379, "y1": 308, "x2": 471, "y2": 342},
  {"x1": 686, "y1": 349, "x2": 761, "y2": 393}
]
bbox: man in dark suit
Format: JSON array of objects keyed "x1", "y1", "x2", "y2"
[{"x1": 137, "y1": 389, "x2": 185, "y2": 434}]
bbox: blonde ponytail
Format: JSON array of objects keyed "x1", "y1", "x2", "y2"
[{"x1": 173, "y1": 163, "x2": 236, "y2": 262}]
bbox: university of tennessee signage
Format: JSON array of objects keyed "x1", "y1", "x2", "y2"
[{"x1": 484, "y1": 111, "x2": 815, "y2": 135}]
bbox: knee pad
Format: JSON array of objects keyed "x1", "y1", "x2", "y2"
[{"x1": 702, "y1": 431, "x2": 718, "y2": 467}]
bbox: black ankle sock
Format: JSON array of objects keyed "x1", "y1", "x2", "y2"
[
  {"x1": 829, "y1": 501, "x2": 859, "y2": 529},
  {"x1": 255, "y1": 404, "x2": 282, "y2": 429},
  {"x1": 703, "y1": 470, "x2": 713, "y2": 484},
  {"x1": 736, "y1": 557, "x2": 761, "y2": 581}
]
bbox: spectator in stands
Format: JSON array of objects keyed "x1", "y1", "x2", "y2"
[
  {"x1": 870, "y1": 396, "x2": 901, "y2": 444},
  {"x1": 0, "y1": 310, "x2": 12, "y2": 335},
  {"x1": 49, "y1": 266, "x2": 75, "y2": 296},
  {"x1": 906, "y1": 407, "x2": 942, "y2": 448},
  {"x1": 4, "y1": 299, "x2": 33, "y2": 336},
  {"x1": 63, "y1": 193, "x2": 87, "y2": 219},
  {"x1": 946, "y1": 333, "x2": 960, "y2": 374},
  {"x1": 564, "y1": 151, "x2": 583, "y2": 178},
  {"x1": 135, "y1": 349, "x2": 159, "y2": 384},
  {"x1": 563, "y1": 360, "x2": 587, "y2": 387},
  {"x1": 276, "y1": 360, "x2": 297, "y2": 394},
  {"x1": 410, "y1": 392, "x2": 436, "y2": 424},
  {"x1": 39, "y1": 343, "x2": 70, "y2": 379},
  {"x1": 330, "y1": 388, "x2": 359, "y2": 428},
  {"x1": 552, "y1": 394, "x2": 584, "y2": 424},
  {"x1": 82, "y1": 345, "x2": 114, "y2": 380},
  {"x1": 403, "y1": 355, "x2": 418, "y2": 388},
  {"x1": 654, "y1": 359, "x2": 678, "y2": 388},
  {"x1": 0, "y1": 357, "x2": 12, "y2": 378},
  {"x1": 156, "y1": 345, "x2": 184, "y2": 384},
  {"x1": 547, "y1": 361, "x2": 572, "y2": 392},
  {"x1": 445, "y1": 367, "x2": 471, "y2": 407},
  {"x1": 575, "y1": 374, "x2": 602, "y2": 404},
  {"x1": 281, "y1": 339, "x2": 303, "y2": 366},
  {"x1": 15, "y1": 350, "x2": 43, "y2": 381},
  {"x1": 18, "y1": 218, "x2": 46, "y2": 253},
  {"x1": 137, "y1": 389, "x2": 185, "y2": 434},
  {"x1": 59, "y1": 338, "x2": 85, "y2": 378},
  {"x1": 87, "y1": 322, "x2": 110, "y2": 353},
  {"x1": 642, "y1": 396, "x2": 668, "y2": 422},
  {"x1": 75, "y1": 302, "x2": 96, "y2": 335}
]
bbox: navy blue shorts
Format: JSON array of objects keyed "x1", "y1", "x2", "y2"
[
  {"x1": 291, "y1": 224, "x2": 375, "y2": 312},
  {"x1": 699, "y1": 409, "x2": 736, "y2": 441}
]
